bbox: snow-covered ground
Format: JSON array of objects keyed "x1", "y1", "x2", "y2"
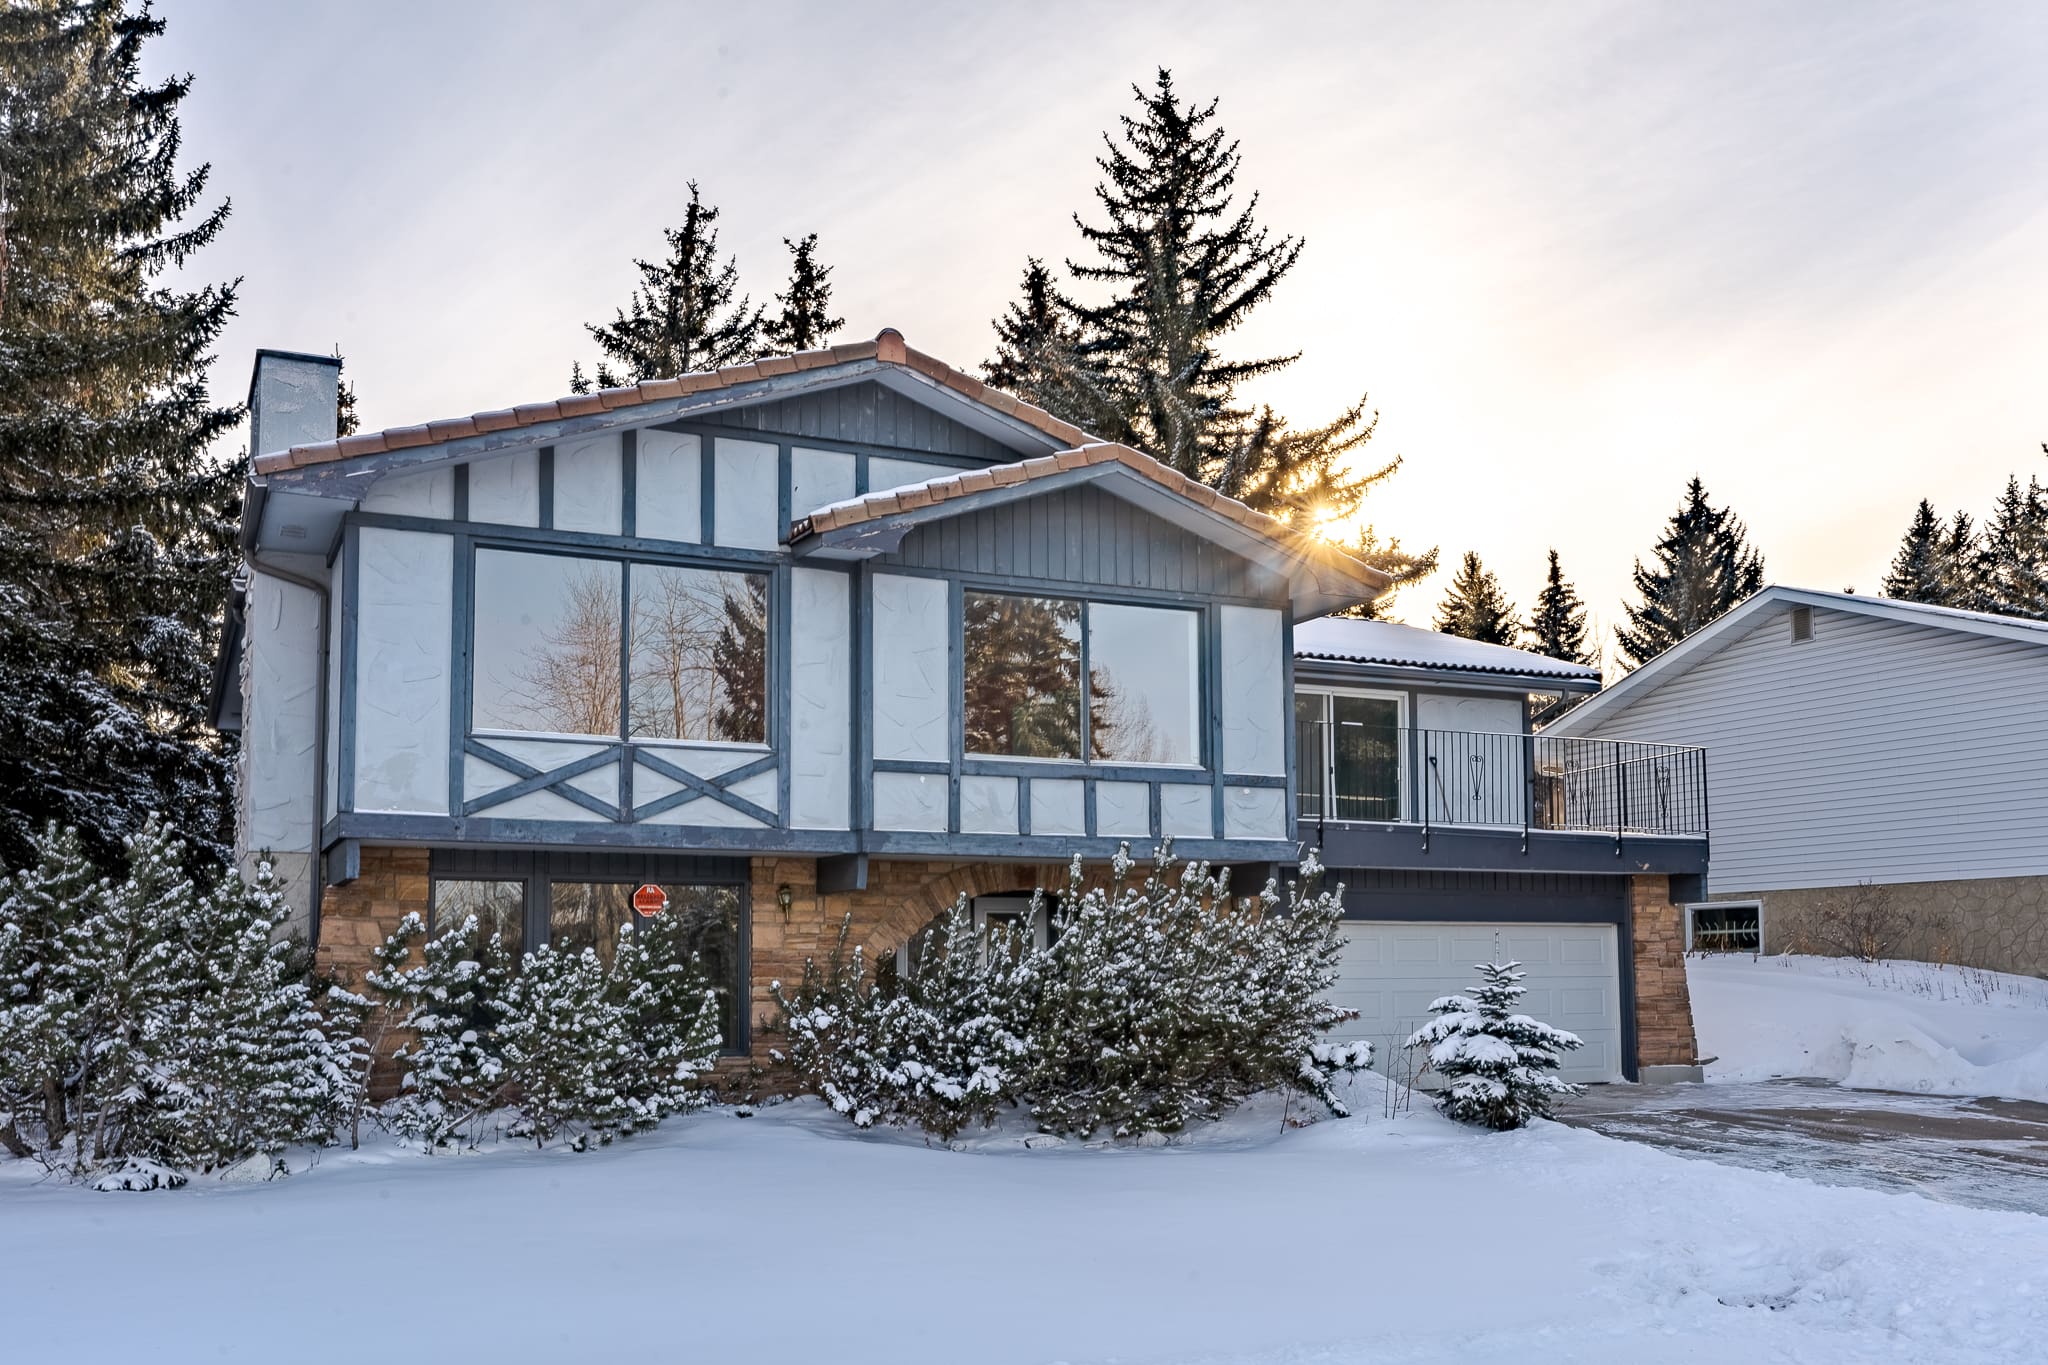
[
  {"x1": 1689, "y1": 953, "x2": 2048, "y2": 1101},
  {"x1": 6, "y1": 1081, "x2": 2045, "y2": 1364}
]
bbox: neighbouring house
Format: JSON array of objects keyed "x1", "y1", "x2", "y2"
[
  {"x1": 212, "y1": 330, "x2": 1707, "y2": 1088},
  {"x1": 1547, "y1": 586, "x2": 2048, "y2": 978},
  {"x1": 1292, "y1": 617, "x2": 1708, "y2": 1083}
]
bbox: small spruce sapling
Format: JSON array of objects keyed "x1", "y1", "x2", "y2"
[{"x1": 1404, "y1": 962, "x2": 1582, "y2": 1131}]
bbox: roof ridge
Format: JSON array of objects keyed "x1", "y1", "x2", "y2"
[{"x1": 251, "y1": 328, "x2": 1099, "y2": 476}]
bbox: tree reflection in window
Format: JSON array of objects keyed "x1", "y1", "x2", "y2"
[
  {"x1": 629, "y1": 567, "x2": 767, "y2": 743},
  {"x1": 1087, "y1": 603, "x2": 1198, "y2": 764},
  {"x1": 963, "y1": 592, "x2": 1083, "y2": 758},
  {"x1": 472, "y1": 549, "x2": 767, "y2": 744},
  {"x1": 474, "y1": 551, "x2": 622, "y2": 737}
]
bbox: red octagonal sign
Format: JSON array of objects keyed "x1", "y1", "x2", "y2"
[{"x1": 632, "y1": 884, "x2": 669, "y2": 918}]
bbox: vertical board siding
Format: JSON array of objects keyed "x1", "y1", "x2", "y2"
[
  {"x1": 693, "y1": 380, "x2": 1018, "y2": 462},
  {"x1": 883, "y1": 482, "x2": 1284, "y2": 599},
  {"x1": 1575, "y1": 603, "x2": 2048, "y2": 890}
]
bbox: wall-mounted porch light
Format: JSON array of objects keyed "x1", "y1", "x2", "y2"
[{"x1": 777, "y1": 884, "x2": 794, "y2": 921}]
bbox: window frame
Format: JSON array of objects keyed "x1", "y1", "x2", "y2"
[
  {"x1": 959, "y1": 589, "x2": 1206, "y2": 770},
  {"x1": 1294, "y1": 685, "x2": 1410, "y2": 824},
  {"x1": 427, "y1": 850, "x2": 753, "y2": 1054},
  {"x1": 467, "y1": 541, "x2": 773, "y2": 751}
]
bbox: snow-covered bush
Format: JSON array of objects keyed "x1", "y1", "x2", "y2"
[
  {"x1": 772, "y1": 843, "x2": 1369, "y2": 1140},
  {"x1": 1026, "y1": 845, "x2": 1369, "y2": 1137},
  {"x1": 364, "y1": 908, "x2": 722, "y2": 1151},
  {"x1": 0, "y1": 820, "x2": 354, "y2": 1186},
  {"x1": 1405, "y1": 962, "x2": 1582, "y2": 1130},
  {"x1": 770, "y1": 898, "x2": 1032, "y2": 1139}
]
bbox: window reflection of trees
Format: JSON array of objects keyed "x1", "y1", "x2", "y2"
[
  {"x1": 963, "y1": 593, "x2": 1084, "y2": 759},
  {"x1": 630, "y1": 567, "x2": 766, "y2": 744},
  {"x1": 507, "y1": 562, "x2": 622, "y2": 737}
]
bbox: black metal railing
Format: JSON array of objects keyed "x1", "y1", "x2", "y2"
[{"x1": 1294, "y1": 722, "x2": 1709, "y2": 840}]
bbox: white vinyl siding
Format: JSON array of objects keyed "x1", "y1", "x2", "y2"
[{"x1": 1573, "y1": 603, "x2": 2048, "y2": 891}]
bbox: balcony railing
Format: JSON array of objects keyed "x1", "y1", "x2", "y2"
[{"x1": 1294, "y1": 722, "x2": 1709, "y2": 841}]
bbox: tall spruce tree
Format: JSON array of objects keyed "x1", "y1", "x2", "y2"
[
  {"x1": 575, "y1": 182, "x2": 764, "y2": 389},
  {"x1": 0, "y1": 1, "x2": 242, "y2": 871},
  {"x1": 761, "y1": 232, "x2": 843, "y2": 354},
  {"x1": 1616, "y1": 478, "x2": 1765, "y2": 669},
  {"x1": 1881, "y1": 498, "x2": 1976, "y2": 607},
  {"x1": 1977, "y1": 466, "x2": 2048, "y2": 620},
  {"x1": 986, "y1": 70, "x2": 1434, "y2": 607},
  {"x1": 1433, "y1": 552, "x2": 1518, "y2": 645},
  {"x1": 332, "y1": 345, "x2": 359, "y2": 437},
  {"x1": 1524, "y1": 549, "x2": 1594, "y2": 665}
]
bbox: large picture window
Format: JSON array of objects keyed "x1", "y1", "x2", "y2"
[
  {"x1": 471, "y1": 548, "x2": 767, "y2": 744},
  {"x1": 962, "y1": 592, "x2": 1200, "y2": 765},
  {"x1": 963, "y1": 592, "x2": 1083, "y2": 759},
  {"x1": 1087, "y1": 603, "x2": 1199, "y2": 764}
]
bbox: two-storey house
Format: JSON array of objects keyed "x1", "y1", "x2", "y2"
[{"x1": 216, "y1": 331, "x2": 1708, "y2": 1085}]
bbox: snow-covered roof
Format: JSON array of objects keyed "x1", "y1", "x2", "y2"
[
  {"x1": 1547, "y1": 585, "x2": 2048, "y2": 736},
  {"x1": 1293, "y1": 616, "x2": 1601, "y2": 688}
]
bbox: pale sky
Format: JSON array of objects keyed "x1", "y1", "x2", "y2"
[{"x1": 156, "y1": 2, "x2": 2048, "y2": 653}]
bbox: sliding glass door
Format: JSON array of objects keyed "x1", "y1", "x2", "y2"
[{"x1": 1296, "y1": 691, "x2": 1404, "y2": 823}]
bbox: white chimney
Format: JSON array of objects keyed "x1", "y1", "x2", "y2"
[{"x1": 247, "y1": 348, "x2": 342, "y2": 457}]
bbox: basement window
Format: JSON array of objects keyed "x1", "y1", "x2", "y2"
[{"x1": 1789, "y1": 605, "x2": 1814, "y2": 643}]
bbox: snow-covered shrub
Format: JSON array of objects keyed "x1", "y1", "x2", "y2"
[
  {"x1": 770, "y1": 898, "x2": 1032, "y2": 1139},
  {"x1": 0, "y1": 820, "x2": 354, "y2": 1185},
  {"x1": 1405, "y1": 962, "x2": 1582, "y2": 1130},
  {"x1": 365, "y1": 908, "x2": 722, "y2": 1151},
  {"x1": 772, "y1": 843, "x2": 1368, "y2": 1141},
  {"x1": 1026, "y1": 845, "x2": 1369, "y2": 1138}
]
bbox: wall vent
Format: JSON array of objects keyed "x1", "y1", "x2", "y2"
[{"x1": 1789, "y1": 605, "x2": 1814, "y2": 643}]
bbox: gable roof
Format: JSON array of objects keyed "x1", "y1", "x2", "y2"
[
  {"x1": 1547, "y1": 585, "x2": 2048, "y2": 735},
  {"x1": 1292, "y1": 615, "x2": 1601, "y2": 690},
  {"x1": 253, "y1": 329, "x2": 1087, "y2": 474}
]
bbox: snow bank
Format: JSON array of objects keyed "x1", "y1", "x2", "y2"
[
  {"x1": 5, "y1": 1081, "x2": 2047, "y2": 1364},
  {"x1": 1689, "y1": 954, "x2": 2048, "y2": 1101}
]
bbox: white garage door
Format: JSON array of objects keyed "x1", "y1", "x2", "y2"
[{"x1": 1328, "y1": 922, "x2": 1623, "y2": 1084}]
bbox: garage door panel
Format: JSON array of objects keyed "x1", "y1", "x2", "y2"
[{"x1": 1330, "y1": 921, "x2": 1623, "y2": 1085}]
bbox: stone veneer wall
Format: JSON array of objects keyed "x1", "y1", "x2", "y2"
[
  {"x1": 1737, "y1": 877, "x2": 2048, "y2": 978},
  {"x1": 1630, "y1": 873, "x2": 1700, "y2": 1070}
]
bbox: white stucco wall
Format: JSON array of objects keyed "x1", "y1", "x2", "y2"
[
  {"x1": 791, "y1": 447, "x2": 857, "y2": 519},
  {"x1": 553, "y1": 434, "x2": 622, "y2": 535},
  {"x1": 871, "y1": 572, "x2": 950, "y2": 763},
  {"x1": 468, "y1": 449, "x2": 540, "y2": 526},
  {"x1": 1095, "y1": 780, "x2": 1151, "y2": 838},
  {"x1": 714, "y1": 437, "x2": 779, "y2": 550},
  {"x1": 790, "y1": 567, "x2": 852, "y2": 829},
  {"x1": 240, "y1": 568, "x2": 323, "y2": 923},
  {"x1": 960, "y1": 775, "x2": 1018, "y2": 834},
  {"x1": 874, "y1": 771, "x2": 947, "y2": 831},
  {"x1": 360, "y1": 466, "x2": 454, "y2": 519},
  {"x1": 1029, "y1": 779, "x2": 1086, "y2": 836},
  {"x1": 352, "y1": 527, "x2": 452, "y2": 814},
  {"x1": 635, "y1": 431, "x2": 700, "y2": 541},
  {"x1": 1223, "y1": 785, "x2": 1287, "y2": 840},
  {"x1": 1220, "y1": 605, "x2": 1286, "y2": 776}
]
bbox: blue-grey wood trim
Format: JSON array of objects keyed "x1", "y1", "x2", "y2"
[
  {"x1": 874, "y1": 759, "x2": 950, "y2": 775},
  {"x1": 947, "y1": 575, "x2": 964, "y2": 834},
  {"x1": 326, "y1": 839, "x2": 361, "y2": 885},
  {"x1": 846, "y1": 558, "x2": 1288, "y2": 612},
  {"x1": 1208, "y1": 602, "x2": 1226, "y2": 838},
  {"x1": 1017, "y1": 776, "x2": 1032, "y2": 837},
  {"x1": 859, "y1": 830, "x2": 1295, "y2": 861},
  {"x1": 853, "y1": 561, "x2": 874, "y2": 832},
  {"x1": 816, "y1": 853, "x2": 868, "y2": 894},
  {"x1": 336, "y1": 811, "x2": 855, "y2": 854},
  {"x1": 537, "y1": 445, "x2": 554, "y2": 529},
  {"x1": 652, "y1": 412, "x2": 1004, "y2": 469},
  {"x1": 1309, "y1": 824, "x2": 1708, "y2": 878},
  {"x1": 619, "y1": 428, "x2": 638, "y2": 539},
  {"x1": 854, "y1": 450, "x2": 871, "y2": 495},
  {"x1": 700, "y1": 432, "x2": 716, "y2": 545},
  {"x1": 352, "y1": 510, "x2": 785, "y2": 569},
  {"x1": 464, "y1": 739, "x2": 621, "y2": 821},
  {"x1": 1148, "y1": 781, "x2": 1163, "y2": 840},
  {"x1": 1076, "y1": 596, "x2": 1092, "y2": 764},
  {"x1": 336, "y1": 522, "x2": 359, "y2": 814},
  {"x1": 452, "y1": 463, "x2": 470, "y2": 522},
  {"x1": 775, "y1": 440, "x2": 792, "y2": 545},
  {"x1": 633, "y1": 748, "x2": 780, "y2": 826},
  {"x1": 617, "y1": 560, "x2": 634, "y2": 743},
  {"x1": 1084, "y1": 779, "x2": 1098, "y2": 837},
  {"x1": 772, "y1": 562, "x2": 792, "y2": 828}
]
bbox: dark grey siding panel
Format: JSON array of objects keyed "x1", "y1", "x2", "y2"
[
  {"x1": 1334, "y1": 868, "x2": 1629, "y2": 922},
  {"x1": 884, "y1": 482, "x2": 1287, "y2": 599},
  {"x1": 695, "y1": 381, "x2": 1017, "y2": 462}
]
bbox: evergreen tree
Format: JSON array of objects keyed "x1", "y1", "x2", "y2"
[
  {"x1": 1615, "y1": 477, "x2": 1765, "y2": 669},
  {"x1": 761, "y1": 232, "x2": 843, "y2": 353},
  {"x1": 987, "y1": 71, "x2": 1434, "y2": 603},
  {"x1": 1432, "y1": 552, "x2": 1518, "y2": 646},
  {"x1": 1405, "y1": 961, "x2": 1582, "y2": 1131},
  {"x1": 0, "y1": 1, "x2": 242, "y2": 871},
  {"x1": 332, "y1": 345, "x2": 359, "y2": 437},
  {"x1": 1524, "y1": 549, "x2": 1594, "y2": 665},
  {"x1": 1978, "y1": 466, "x2": 2048, "y2": 620},
  {"x1": 1882, "y1": 498, "x2": 1977, "y2": 607},
  {"x1": 577, "y1": 182, "x2": 764, "y2": 387}
]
